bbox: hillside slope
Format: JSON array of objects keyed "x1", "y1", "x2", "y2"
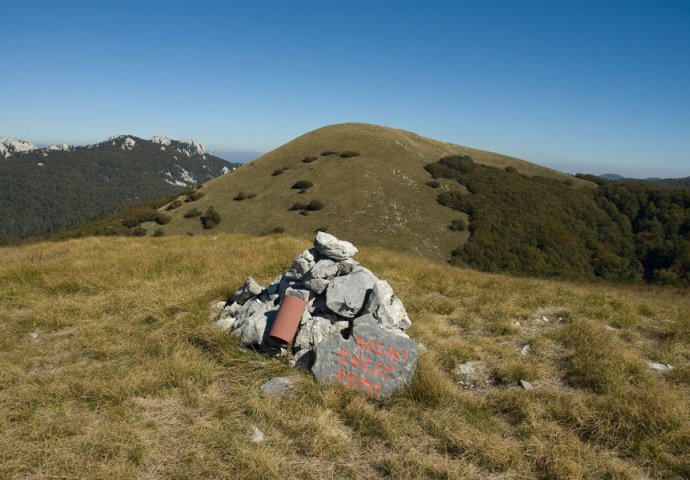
[
  {"x1": 156, "y1": 123, "x2": 589, "y2": 261},
  {"x1": 0, "y1": 234, "x2": 688, "y2": 479},
  {"x1": 0, "y1": 135, "x2": 235, "y2": 243}
]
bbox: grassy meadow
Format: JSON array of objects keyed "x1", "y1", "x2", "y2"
[{"x1": 0, "y1": 234, "x2": 688, "y2": 479}]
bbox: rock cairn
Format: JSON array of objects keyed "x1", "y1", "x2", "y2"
[{"x1": 213, "y1": 232, "x2": 419, "y2": 398}]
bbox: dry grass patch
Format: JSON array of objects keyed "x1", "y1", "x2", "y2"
[{"x1": 0, "y1": 235, "x2": 688, "y2": 479}]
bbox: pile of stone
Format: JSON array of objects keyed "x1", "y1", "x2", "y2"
[{"x1": 213, "y1": 232, "x2": 419, "y2": 398}]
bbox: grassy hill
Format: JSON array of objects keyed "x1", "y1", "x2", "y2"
[
  {"x1": 1, "y1": 234, "x2": 688, "y2": 479},
  {"x1": 153, "y1": 123, "x2": 590, "y2": 262},
  {"x1": 0, "y1": 136, "x2": 235, "y2": 244}
]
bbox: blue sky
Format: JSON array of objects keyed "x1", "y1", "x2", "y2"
[{"x1": 2, "y1": 0, "x2": 689, "y2": 177}]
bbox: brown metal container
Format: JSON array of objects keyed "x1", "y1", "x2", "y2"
[{"x1": 268, "y1": 294, "x2": 306, "y2": 345}]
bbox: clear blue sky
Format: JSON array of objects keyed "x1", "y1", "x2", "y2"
[{"x1": 2, "y1": 0, "x2": 689, "y2": 177}]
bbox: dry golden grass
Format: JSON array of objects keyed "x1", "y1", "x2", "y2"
[{"x1": 1, "y1": 234, "x2": 688, "y2": 479}]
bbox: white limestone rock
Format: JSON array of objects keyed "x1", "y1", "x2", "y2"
[
  {"x1": 294, "y1": 313, "x2": 349, "y2": 351},
  {"x1": 314, "y1": 231, "x2": 358, "y2": 261},
  {"x1": 325, "y1": 267, "x2": 377, "y2": 318},
  {"x1": 365, "y1": 280, "x2": 411, "y2": 331},
  {"x1": 287, "y1": 249, "x2": 316, "y2": 279},
  {"x1": 230, "y1": 298, "x2": 278, "y2": 345},
  {"x1": 230, "y1": 277, "x2": 264, "y2": 305},
  {"x1": 303, "y1": 259, "x2": 339, "y2": 294},
  {"x1": 1, "y1": 137, "x2": 36, "y2": 158}
]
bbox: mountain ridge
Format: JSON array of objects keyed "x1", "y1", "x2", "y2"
[{"x1": 0, "y1": 135, "x2": 237, "y2": 243}]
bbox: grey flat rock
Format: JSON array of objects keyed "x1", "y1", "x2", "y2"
[
  {"x1": 230, "y1": 277, "x2": 264, "y2": 305},
  {"x1": 311, "y1": 316, "x2": 419, "y2": 398},
  {"x1": 325, "y1": 267, "x2": 377, "y2": 318},
  {"x1": 230, "y1": 298, "x2": 278, "y2": 345},
  {"x1": 260, "y1": 375, "x2": 301, "y2": 396},
  {"x1": 365, "y1": 280, "x2": 411, "y2": 331},
  {"x1": 518, "y1": 379, "x2": 534, "y2": 391}
]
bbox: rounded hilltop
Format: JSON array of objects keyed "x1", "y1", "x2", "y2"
[{"x1": 153, "y1": 122, "x2": 586, "y2": 261}]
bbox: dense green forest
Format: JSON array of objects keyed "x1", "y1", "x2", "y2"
[
  {"x1": 426, "y1": 156, "x2": 690, "y2": 286},
  {"x1": 0, "y1": 137, "x2": 234, "y2": 244}
]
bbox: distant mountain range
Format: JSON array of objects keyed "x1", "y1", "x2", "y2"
[
  {"x1": 0, "y1": 135, "x2": 238, "y2": 243},
  {"x1": 600, "y1": 173, "x2": 690, "y2": 189}
]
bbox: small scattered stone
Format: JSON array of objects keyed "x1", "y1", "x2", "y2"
[
  {"x1": 314, "y1": 231, "x2": 358, "y2": 261},
  {"x1": 260, "y1": 375, "x2": 300, "y2": 396},
  {"x1": 647, "y1": 361, "x2": 673, "y2": 372},
  {"x1": 29, "y1": 332, "x2": 40, "y2": 341},
  {"x1": 518, "y1": 379, "x2": 534, "y2": 390},
  {"x1": 457, "y1": 362, "x2": 476, "y2": 376},
  {"x1": 520, "y1": 344, "x2": 531, "y2": 356},
  {"x1": 250, "y1": 426, "x2": 265, "y2": 443}
]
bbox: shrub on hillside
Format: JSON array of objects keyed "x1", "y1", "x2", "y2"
[
  {"x1": 448, "y1": 219, "x2": 466, "y2": 231},
  {"x1": 233, "y1": 191, "x2": 256, "y2": 201},
  {"x1": 165, "y1": 199, "x2": 183, "y2": 210},
  {"x1": 302, "y1": 156, "x2": 318, "y2": 163},
  {"x1": 306, "y1": 199, "x2": 324, "y2": 211},
  {"x1": 440, "y1": 155, "x2": 475, "y2": 174},
  {"x1": 131, "y1": 227, "x2": 147, "y2": 237},
  {"x1": 426, "y1": 180, "x2": 441, "y2": 188},
  {"x1": 154, "y1": 213, "x2": 171, "y2": 225},
  {"x1": 340, "y1": 151, "x2": 361, "y2": 158},
  {"x1": 153, "y1": 229, "x2": 164, "y2": 237},
  {"x1": 200, "y1": 206, "x2": 221, "y2": 229},
  {"x1": 289, "y1": 199, "x2": 324, "y2": 212},
  {"x1": 505, "y1": 166, "x2": 517, "y2": 173},
  {"x1": 321, "y1": 151, "x2": 339, "y2": 156},
  {"x1": 184, "y1": 208, "x2": 201, "y2": 218},
  {"x1": 271, "y1": 169, "x2": 285, "y2": 176},
  {"x1": 292, "y1": 180, "x2": 313, "y2": 193},
  {"x1": 184, "y1": 190, "x2": 205, "y2": 202}
]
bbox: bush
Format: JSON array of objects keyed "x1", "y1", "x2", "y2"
[
  {"x1": 153, "y1": 229, "x2": 164, "y2": 237},
  {"x1": 165, "y1": 199, "x2": 182, "y2": 210},
  {"x1": 271, "y1": 169, "x2": 285, "y2": 176},
  {"x1": 340, "y1": 151, "x2": 361, "y2": 158},
  {"x1": 184, "y1": 190, "x2": 205, "y2": 202},
  {"x1": 505, "y1": 166, "x2": 517, "y2": 173},
  {"x1": 306, "y1": 200, "x2": 324, "y2": 211},
  {"x1": 314, "y1": 226, "x2": 328, "y2": 233},
  {"x1": 131, "y1": 227, "x2": 146, "y2": 237},
  {"x1": 426, "y1": 180, "x2": 441, "y2": 188},
  {"x1": 440, "y1": 155, "x2": 475, "y2": 174},
  {"x1": 200, "y1": 206, "x2": 221, "y2": 229},
  {"x1": 321, "y1": 151, "x2": 339, "y2": 156},
  {"x1": 299, "y1": 211, "x2": 309, "y2": 216},
  {"x1": 302, "y1": 156, "x2": 318, "y2": 163},
  {"x1": 292, "y1": 180, "x2": 313, "y2": 193},
  {"x1": 184, "y1": 208, "x2": 201, "y2": 218},
  {"x1": 233, "y1": 191, "x2": 256, "y2": 201},
  {"x1": 270, "y1": 226, "x2": 285, "y2": 234},
  {"x1": 288, "y1": 202, "x2": 307, "y2": 211},
  {"x1": 153, "y1": 213, "x2": 171, "y2": 225},
  {"x1": 289, "y1": 199, "x2": 324, "y2": 212},
  {"x1": 448, "y1": 219, "x2": 466, "y2": 231}
]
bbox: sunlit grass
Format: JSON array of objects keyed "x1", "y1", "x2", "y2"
[{"x1": 0, "y1": 234, "x2": 688, "y2": 479}]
